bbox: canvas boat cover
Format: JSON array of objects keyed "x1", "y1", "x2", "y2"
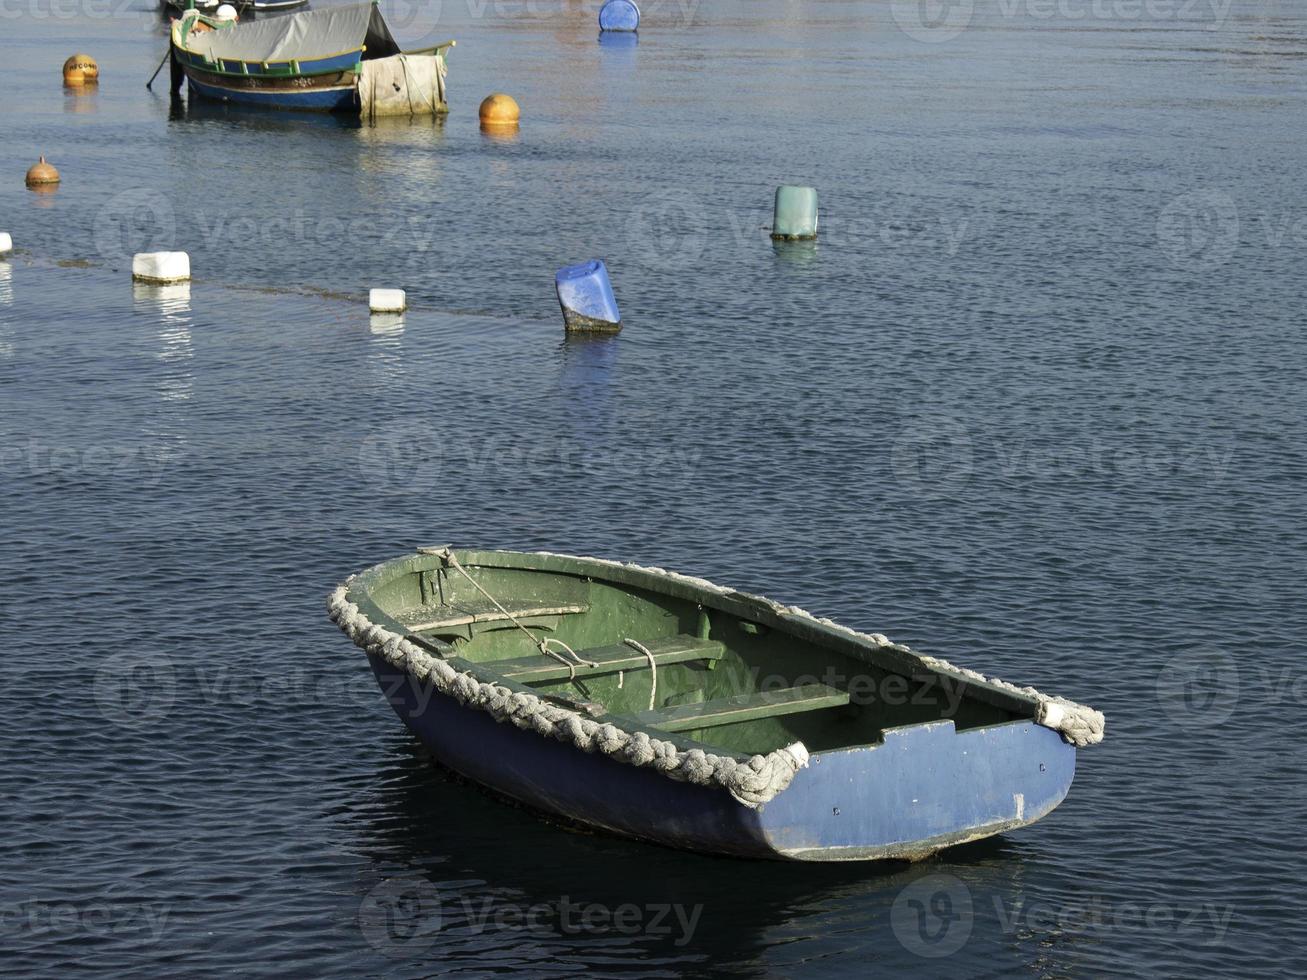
[
  {"x1": 359, "y1": 53, "x2": 447, "y2": 117},
  {"x1": 181, "y1": 2, "x2": 401, "y2": 64}
]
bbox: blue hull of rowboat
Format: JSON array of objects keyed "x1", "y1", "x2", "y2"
[
  {"x1": 185, "y1": 74, "x2": 358, "y2": 112},
  {"x1": 366, "y1": 651, "x2": 1077, "y2": 861}
]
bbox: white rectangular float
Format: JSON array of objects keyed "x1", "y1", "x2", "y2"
[
  {"x1": 132, "y1": 251, "x2": 191, "y2": 284},
  {"x1": 369, "y1": 288, "x2": 407, "y2": 313}
]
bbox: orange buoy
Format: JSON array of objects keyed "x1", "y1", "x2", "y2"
[
  {"x1": 479, "y1": 93, "x2": 521, "y2": 128},
  {"x1": 63, "y1": 54, "x2": 99, "y2": 87},
  {"x1": 26, "y1": 157, "x2": 60, "y2": 188}
]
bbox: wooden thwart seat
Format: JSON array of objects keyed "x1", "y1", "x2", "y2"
[
  {"x1": 396, "y1": 599, "x2": 591, "y2": 633},
  {"x1": 635, "y1": 683, "x2": 850, "y2": 733},
  {"x1": 495, "y1": 634, "x2": 726, "y2": 683}
]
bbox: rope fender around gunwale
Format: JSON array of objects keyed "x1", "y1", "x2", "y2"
[{"x1": 327, "y1": 581, "x2": 809, "y2": 808}]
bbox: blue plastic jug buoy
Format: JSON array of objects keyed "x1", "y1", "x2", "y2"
[
  {"x1": 599, "y1": 0, "x2": 640, "y2": 32},
  {"x1": 771, "y1": 185, "x2": 819, "y2": 240},
  {"x1": 555, "y1": 259, "x2": 621, "y2": 333}
]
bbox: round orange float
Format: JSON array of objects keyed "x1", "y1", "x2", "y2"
[
  {"x1": 25, "y1": 157, "x2": 60, "y2": 188},
  {"x1": 478, "y1": 93, "x2": 521, "y2": 128},
  {"x1": 63, "y1": 54, "x2": 99, "y2": 87}
]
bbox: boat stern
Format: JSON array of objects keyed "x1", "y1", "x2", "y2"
[{"x1": 755, "y1": 719, "x2": 1076, "y2": 861}]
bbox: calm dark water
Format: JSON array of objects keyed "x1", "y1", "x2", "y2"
[{"x1": 3, "y1": 1, "x2": 1307, "y2": 976}]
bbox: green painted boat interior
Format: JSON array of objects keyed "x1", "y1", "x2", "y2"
[{"x1": 355, "y1": 550, "x2": 1040, "y2": 758}]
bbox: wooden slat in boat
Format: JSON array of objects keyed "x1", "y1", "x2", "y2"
[
  {"x1": 636, "y1": 684, "x2": 851, "y2": 733},
  {"x1": 395, "y1": 600, "x2": 591, "y2": 633},
  {"x1": 495, "y1": 635, "x2": 725, "y2": 683}
]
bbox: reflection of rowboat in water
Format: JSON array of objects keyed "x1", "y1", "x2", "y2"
[{"x1": 169, "y1": 2, "x2": 453, "y2": 118}]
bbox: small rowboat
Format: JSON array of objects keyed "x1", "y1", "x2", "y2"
[
  {"x1": 169, "y1": 1, "x2": 453, "y2": 118},
  {"x1": 329, "y1": 548, "x2": 1105, "y2": 861}
]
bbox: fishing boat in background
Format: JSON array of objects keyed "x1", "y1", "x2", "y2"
[
  {"x1": 329, "y1": 547, "x2": 1106, "y2": 861},
  {"x1": 169, "y1": 1, "x2": 453, "y2": 118}
]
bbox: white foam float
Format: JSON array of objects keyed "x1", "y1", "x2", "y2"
[
  {"x1": 369, "y1": 288, "x2": 407, "y2": 313},
  {"x1": 132, "y1": 251, "x2": 191, "y2": 284}
]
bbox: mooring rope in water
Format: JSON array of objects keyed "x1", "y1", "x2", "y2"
[
  {"x1": 623, "y1": 638, "x2": 658, "y2": 711},
  {"x1": 439, "y1": 549, "x2": 598, "y2": 681}
]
